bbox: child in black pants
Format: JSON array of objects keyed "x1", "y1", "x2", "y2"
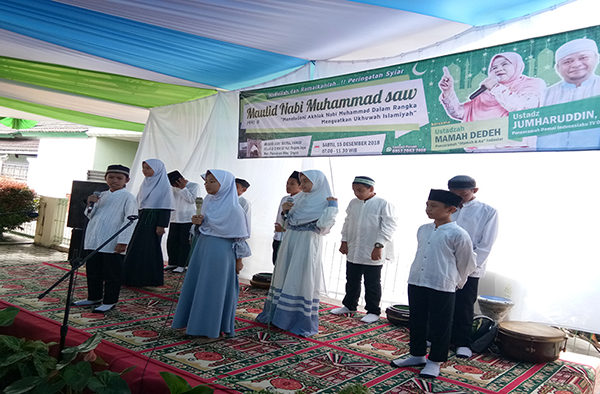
[
  {"x1": 73, "y1": 165, "x2": 137, "y2": 313},
  {"x1": 390, "y1": 189, "x2": 476, "y2": 378}
]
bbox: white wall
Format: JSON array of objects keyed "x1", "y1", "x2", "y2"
[{"x1": 27, "y1": 137, "x2": 96, "y2": 198}]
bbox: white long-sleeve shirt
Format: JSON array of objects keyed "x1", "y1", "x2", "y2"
[
  {"x1": 340, "y1": 196, "x2": 398, "y2": 266},
  {"x1": 170, "y1": 182, "x2": 199, "y2": 223},
  {"x1": 451, "y1": 199, "x2": 498, "y2": 278},
  {"x1": 408, "y1": 222, "x2": 476, "y2": 292},
  {"x1": 84, "y1": 188, "x2": 138, "y2": 254},
  {"x1": 239, "y1": 196, "x2": 251, "y2": 237}
]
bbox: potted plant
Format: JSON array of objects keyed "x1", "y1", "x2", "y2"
[{"x1": 0, "y1": 306, "x2": 132, "y2": 393}]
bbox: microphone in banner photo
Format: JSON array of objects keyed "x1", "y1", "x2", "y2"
[{"x1": 469, "y1": 85, "x2": 488, "y2": 100}]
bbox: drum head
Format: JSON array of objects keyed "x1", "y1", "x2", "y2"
[
  {"x1": 386, "y1": 305, "x2": 409, "y2": 327},
  {"x1": 252, "y1": 272, "x2": 272, "y2": 282},
  {"x1": 499, "y1": 321, "x2": 565, "y2": 340},
  {"x1": 478, "y1": 295, "x2": 513, "y2": 304}
]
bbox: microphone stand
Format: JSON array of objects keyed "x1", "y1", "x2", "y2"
[{"x1": 38, "y1": 215, "x2": 138, "y2": 359}]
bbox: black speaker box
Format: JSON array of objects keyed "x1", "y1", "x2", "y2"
[
  {"x1": 68, "y1": 228, "x2": 85, "y2": 261},
  {"x1": 67, "y1": 180, "x2": 109, "y2": 229}
]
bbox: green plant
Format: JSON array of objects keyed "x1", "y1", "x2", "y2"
[
  {"x1": 337, "y1": 383, "x2": 372, "y2": 394},
  {"x1": 159, "y1": 371, "x2": 214, "y2": 393},
  {"x1": 0, "y1": 306, "x2": 133, "y2": 393},
  {"x1": 0, "y1": 177, "x2": 38, "y2": 238}
]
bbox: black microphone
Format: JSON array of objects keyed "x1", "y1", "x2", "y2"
[
  {"x1": 282, "y1": 196, "x2": 294, "y2": 220},
  {"x1": 469, "y1": 85, "x2": 487, "y2": 100},
  {"x1": 127, "y1": 215, "x2": 139, "y2": 221},
  {"x1": 87, "y1": 191, "x2": 102, "y2": 214}
]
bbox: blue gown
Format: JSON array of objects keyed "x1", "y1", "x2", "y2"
[{"x1": 172, "y1": 233, "x2": 239, "y2": 337}]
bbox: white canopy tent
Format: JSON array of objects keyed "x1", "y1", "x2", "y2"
[{"x1": 1, "y1": 0, "x2": 599, "y2": 333}]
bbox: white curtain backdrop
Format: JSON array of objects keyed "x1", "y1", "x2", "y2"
[{"x1": 130, "y1": 91, "x2": 600, "y2": 333}]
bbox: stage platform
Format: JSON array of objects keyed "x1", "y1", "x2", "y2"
[{"x1": 1, "y1": 240, "x2": 599, "y2": 393}]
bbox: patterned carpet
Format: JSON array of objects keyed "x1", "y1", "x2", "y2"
[{"x1": 0, "y1": 242, "x2": 597, "y2": 393}]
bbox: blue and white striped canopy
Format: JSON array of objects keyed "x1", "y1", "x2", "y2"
[{"x1": 0, "y1": 0, "x2": 578, "y2": 128}]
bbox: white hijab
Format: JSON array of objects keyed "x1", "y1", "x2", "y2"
[
  {"x1": 137, "y1": 158, "x2": 175, "y2": 210},
  {"x1": 200, "y1": 169, "x2": 250, "y2": 238},
  {"x1": 287, "y1": 169, "x2": 332, "y2": 226}
]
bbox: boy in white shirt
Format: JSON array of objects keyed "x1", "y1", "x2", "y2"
[
  {"x1": 330, "y1": 176, "x2": 397, "y2": 323},
  {"x1": 448, "y1": 175, "x2": 498, "y2": 358},
  {"x1": 391, "y1": 189, "x2": 476, "y2": 378},
  {"x1": 235, "y1": 178, "x2": 251, "y2": 218},
  {"x1": 235, "y1": 178, "x2": 251, "y2": 274},
  {"x1": 272, "y1": 171, "x2": 302, "y2": 264},
  {"x1": 73, "y1": 165, "x2": 138, "y2": 313},
  {"x1": 165, "y1": 171, "x2": 199, "y2": 273}
]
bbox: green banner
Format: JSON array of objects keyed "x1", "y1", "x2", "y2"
[{"x1": 239, "y1": 25, "x2": 600, "y2": 158}]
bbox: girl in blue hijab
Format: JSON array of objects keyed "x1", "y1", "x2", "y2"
[{"x1": 172, "y1": 169, "x2": 250, "y2": 338}]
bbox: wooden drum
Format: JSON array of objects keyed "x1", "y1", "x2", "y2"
[
  {"x1": 497, "y1": 321, "x2": 567, "y2": 363},
  {"x1": 250, "y1": 272, "x2": 272, "y2": 289},
  {"x1": 386, "y1": 304, "x2": 410, "y2": 327}
]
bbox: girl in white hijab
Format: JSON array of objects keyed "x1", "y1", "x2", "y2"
[
  {"x1": 257, "y1": 169, "x2": 338, "y2": 337},
  {"x1": 124, "y1": 159, "x2": 174, "y2": 287},
  {"x1": 172, "y1": 169, "x2": 250, "y2": 338},
  {"x1": 286, "y1": 169, "x2": 333, "y2": 228},
  {"x1": 137, "y1": 158, "x2": 174, "y2": 210}
]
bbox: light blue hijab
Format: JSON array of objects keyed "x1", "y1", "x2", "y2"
[
  {"x1": 287, "y1": 169, "x2": 332, "y2": 226},
  {"x1": 137, "y1": 158, "x2": 175, "y2": 210},
  {"x1": 199, "y1": 169, "x2": 250, "y2": 239}
]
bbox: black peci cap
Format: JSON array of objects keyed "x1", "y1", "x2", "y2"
[
  {"x1": 448, "y1": 175, "x2": 476, "y2": 190},
  {"x1": 105, "y1": 164, "x2": 130, "y2": 177},
  {"x1": 235, "y1": 178, "x2": 250, "y2": 188},
  {"x1": 428, "y1": 189, "x2": 462, "y2": 207}
]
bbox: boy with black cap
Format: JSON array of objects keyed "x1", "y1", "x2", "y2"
[
  {"x1": 391, "y1": 189, "x2": 476, "y2": 378},
  {"x1": 235, "y1": 178, "x2": 251, "y2": 218},
  {"x1": 164, "y1": 171, "x2": 199, "y2": 273},
  {"x1": 73, "y1": 165, "x2": 138, "y2": 313},
  {"x1": 272, "y1": 171, "x2": 302, "y2": 264},
  {"x1": 448, "y1": 175, "x2": 498, "y2": 358},
  {"x1": 330, "y1": 176, "x2": 397, "y2": 323}
]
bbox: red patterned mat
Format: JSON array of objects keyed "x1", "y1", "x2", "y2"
[{"x1": 0, "y1": 248, "x2": 598, "y2": 393}]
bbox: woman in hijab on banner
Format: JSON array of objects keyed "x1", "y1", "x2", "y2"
[
  {"x1": 172, "y1": 169, "x2": 250, "y2": 338},
  {"x1": 256, "y1": 170, "x2": 338, "y2": 337},
  {"x1": 124, "y1": 159, "x2": 174, "y2": 287},
  {"x1": 438, "y1": 52, "x2": 546, "y2": 150}
]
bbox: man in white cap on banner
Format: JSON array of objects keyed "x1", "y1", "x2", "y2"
[
  {"x1": 544, "y1": 38, "x2": 600, "y2": 105},
  {"x1": 538, "y1": 38, "x2": 600, "y2": 150}
]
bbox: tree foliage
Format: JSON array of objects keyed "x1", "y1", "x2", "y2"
[{"x1": 0, "y1": 177, "x2": 37, "y2": 237}]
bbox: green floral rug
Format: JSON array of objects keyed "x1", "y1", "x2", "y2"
[{"x1": 0, "y1": 244, "x2": 597, "y2": 393}]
